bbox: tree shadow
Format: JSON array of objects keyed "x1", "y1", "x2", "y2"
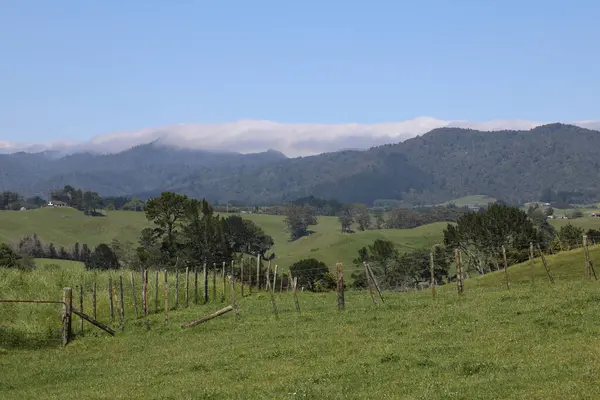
[{"x1": 0, "y1": 329, "x2": 61, "y2": 350}]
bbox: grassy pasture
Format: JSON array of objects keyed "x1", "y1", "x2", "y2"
[
  {"x1": 0, "y1": 208, "x2": 445, "y2": 275},
  {"x1": 2, "y1": 247, "x2": 600, "y2": 398}
]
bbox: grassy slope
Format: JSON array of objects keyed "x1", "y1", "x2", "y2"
[
  {"x1": 0, "y1": 208, "x2": 445, "y2": 274},
  {"x1": 2, "y1": 248, "x2": 600, "y2": 399}
]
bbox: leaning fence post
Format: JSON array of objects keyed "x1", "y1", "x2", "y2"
[
  {"x1": 272, "y1": 264, "x2": 278, "y2": 294},
  {"x1": 62, "y1": 287, "x2": 73, "y2": 346},
  {"x1": 537, "y1": 245, "x2": 554, "y2": 283}
]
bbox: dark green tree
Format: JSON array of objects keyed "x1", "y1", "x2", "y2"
[
  {"x1": 85, "y1": 244, "x2": 119, "y2": 270},
  {"x1": 558, "y1": 223, "x2": 584, "y2": 250},
  {"x1": 283, "y1": 204, "x2": 318, "y2": 240},
  {"x1": 0, "y1": 243, "x2": 18, "y2": 268},
  {"x1": 289, "y1": 258, "x2": 330, "y2": 291},
  {"x1": 444, "y1": 204, "x2": 541, "y2": 274},
  {"x1": 144, "y1": 192, "x2": 190, "y2": 263}
]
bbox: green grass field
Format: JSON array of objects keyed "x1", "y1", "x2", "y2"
[
  {"x1": 0, "y1": 208, "x2": 445, "y2": 274},
  {"x1": 440, "y1": 195, "x2": 497, "y2": 207},
  {"x1": 549, "y1": 216, "x2": 600, "y2": 231},
  {"x1": 2, "y1": 246, "x2": 600, "y2": 399}
]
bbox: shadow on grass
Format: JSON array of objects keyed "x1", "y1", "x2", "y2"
[{"x1": 0, "y1": 328, "x2": 61, "y2": 350}]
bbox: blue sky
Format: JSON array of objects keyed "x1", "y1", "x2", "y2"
[{"x1": 1, "y1": 0, "x2": 599, "y2": 143}]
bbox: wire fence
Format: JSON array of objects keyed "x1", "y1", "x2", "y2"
[{"x1": 1, "y1": 236, "x2": 598, "y2": 349}]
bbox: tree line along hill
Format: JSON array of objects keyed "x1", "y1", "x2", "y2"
[{"x1": 3, "y1": 123, "x2": 600, "y2": 206}]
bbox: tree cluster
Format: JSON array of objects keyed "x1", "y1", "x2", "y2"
[
  {"x1": 336, "y1": 204, "x2": 473, "y2": 233},
  {"x1": 443, "y1": 204, "x2": 547, "y2": 275},
  {"x1": 350, "y1": 239, "x2": 450, "y2": 290},
  {"x1": 289, "y1": 258, "x2": 336, "y2": 292},
  {"x1": 136, "y1": 192, "x2": 274, "y2": 270},
  {"x1": 283, "y1": 204, "x2": 318, "y2": 240},
  {"x1": 1, "y1": 191, "x2": 46, "y2": 210}
]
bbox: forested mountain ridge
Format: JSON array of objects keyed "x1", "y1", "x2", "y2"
[{"x1": 1, "y1": 123, "x2": 599, "y2": 204}]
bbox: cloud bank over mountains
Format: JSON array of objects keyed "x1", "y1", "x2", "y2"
[{"x1": 2, "y1": 117, "x2": 600, "y2": 158}]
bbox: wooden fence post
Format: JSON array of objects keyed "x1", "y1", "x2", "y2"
[
  {"x1": 337, "y1": 262, "x2": 344, "y2": 311},
  {"x1": 256, "y1": 255, "x2": 261, "y2": 291},
  {"x1": 584, "y1": 234, "x2": 590, "y2": 280},
  {"x1": 292, "y1": 277, "x2": 300, "y2": 313},
  {"x1": 231, "y1": 276, "x2": 239, "y2": 319},
  {"x1": 92, "y1": 281, "x2": 97, "y2": 320},
  {"x1": 79, "y1": 285, "x2": 84, "y2": 335},
  {"x1": 164, "y1": 269, "x2": 169, "y2": 325},
  {"x1": 194, "y1": 265, "x2": 199, "y2": 305},
  {"x1": 222, "y1": 261, "x2": 226, "y2": 302},
  {"x1": 113, "y1": 284, "x2": 119, "y2": 327},
  {"x1": 366, "y1": 263, "x2": 384, "y2": 303},
  {"x1": 455, "y1": 249, "x2": 464, "y2": 295},
  {"x1": 364, "y1": 262, "x2": 377, "y2": 305},
  {"x1": 430, "y1": 251, "x2": 436, "y2": 298},
  {"x1": 142, "y1": 269, "x2": 147, "y2": 315},
  {"x1": 203, "y1": 263, "x2": 209, "y2": 304},
  {"x1": 119, "y1": 275, "x2": 125, "y2": 328},
  {"x1": 266, "y1": 276, "x2": 278, "y2": 318},
  {"x1": 273, "y1": 264, "x2": 278, "y2": 293},
  {"x1": 62, "y1": 287, "x2": 72, "y2": 346},
  {"x1": 241, "y1": 259, "x2": 245, "y2": 297},
  {"x1": 108, "y1": 277, "x2": 114, "y2": 323},
  {"x1": 529, "y1": 242, "x2": 535, "y2": 286},
  {"x1": 185, "y1": 267, "x2": 190, "y2": 307},
  {"x1": 536, "y1": 245, "x2": 554, "y2": 283},
  {"x1": 502, "y1": 245, "x2": 511, "y2": 290},
  {"x1": 248, "y1": 258, "x2": 253, "y2": 295},
  {"x1": 130, "y1": 272, "x2": 138, "y2": 318},
  {"x1": 212, "y1": 263, "x2": 217, "y2": 301},
  {"x1": 154, "y1": 270, "x2": 159, "y2": 313},
  {"x1": 175, "y1": 269, "x2": 179, "y2": 309},
  {"x1": 266, "y1": 260, "x2": 271, "y2": 290}
]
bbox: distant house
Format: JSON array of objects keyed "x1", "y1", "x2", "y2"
[
  {"x1": 467, "y1": 204, "x2": 480, "y2": 212},
  {"x1": 47, "y1": 200, "x2": 68, "y2": 207}
]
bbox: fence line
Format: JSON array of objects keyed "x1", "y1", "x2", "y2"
[{"x1": 4, "y1": 239, "x2": 600, "y2": 347}]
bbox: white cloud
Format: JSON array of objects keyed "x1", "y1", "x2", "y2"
[{"x1": 1, "y1": 117, "x2": 599, "y2": 157}]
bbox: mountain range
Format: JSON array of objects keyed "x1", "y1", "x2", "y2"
[
  {"x1": 2, "y1": 123, "x2": 600, "y2": 205},
  {"x1": 4, "y1": 117, "x2": 600, "y2": 158}
]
